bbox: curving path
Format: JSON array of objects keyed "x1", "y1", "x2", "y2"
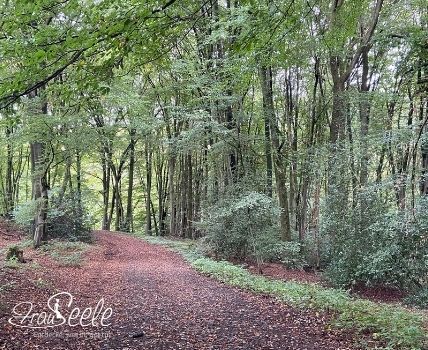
[{"x1": 0, "y1": 231, "x2": 357, "y2": 350}]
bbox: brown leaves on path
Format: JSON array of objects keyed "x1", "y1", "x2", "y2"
[{"x1": 1, "y1": 230, "x2": 359, "y2": 349}]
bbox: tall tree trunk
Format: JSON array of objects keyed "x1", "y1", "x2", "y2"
[
  {"x1": 186, "y1": 153, "x2": 193, "y2": 238},
  {"x1": 327, "y1": 61, "x2": 350, "y2": 231},
  {"x1": 125, "y1": 129, "x2": 136, "y2": 232},
  {"x1": 226, "y1": 102, "x2": 238, "y2": 182},
  {"x1": 59, "y1": 156, "x2": 72, "y2": 203},
  {"x1": 31, "y1": 141, "x2": 48, "y2": 248},
  {"x1": 168, "y1": 154, "x2": 176, "y2": 235},
  {"x1": 5, "y1": 123, "x2": 14, "y2": 216},
  {"x1": 297, "y1": 57, "x2": 321, "y2": 241},
  {"x1": 264, "y1": 99, "x2": 273, "y2": 197},
  {"x1": 76, "y1": 151, "x2": 82, "y2": 212},
  {"x1": 145, "y1": 142, "x2": 152, "y2": 235},
  {"x1": 359, "y1": 46, "x2": 371, "y2": 188},
  {"x1": 101, "y1": 149, "x2": 111, "y2": 230},
  {"x1": 347, "y1": 105, "x2": 357, "y2": 206},
  {"x1": 420, "y1": 99, "x2": 428, "y2": 195},
  {"x1": 114, "y1": 176, "x2": 123, "y2": 231},
  {"x1": 179, "y1": 155, "x2": 187, "y2": 237},
  {"x1": 329, "y1": 69, "x2": 347, "y2": 146},
  {"x1": 259, "y1": 66, "x2": 291, "y2": 241}
]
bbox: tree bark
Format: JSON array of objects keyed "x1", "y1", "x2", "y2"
[
  {"x1": 168, "y1": 154, "x2": 176, "y2": 235},
  {"x1": 359, "y1": 46, "x2": 371, "y2": 188},
  {"x1": 125, "y1": 129, "x2": 136, "y2": 232},
  {"x1": 5, "y1": 123, "x2": 14, "y2": 216},
  {"x1": 145, "y1": 142, "x2": 152, "y2": 236},
  {"x1": 101, "y1": 147, "x2": 111, "y2": 230},
  {"x1": 264, "y1": 98, "x2": 273, "y2": 197},
  {"x1": 30, "y1": 141, "x2": 48, "y2": 248},
  {"x1": 420, "y1": 100, "x2": 428, "y2": 195},
  {"x1": 259, "y1": 66, "x2": 291, "y2": 241},
  {"x1": 76, "y1": 151, "x2": 82, "y2": 212}
]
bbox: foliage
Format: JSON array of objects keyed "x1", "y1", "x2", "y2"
[
  {"x1": 13, "y1": 199, "x2": 40, "y2": 230},
  {"x1": 13, "y1": 189, "x2": 94, "y2": 243},
  {"x1": 198, "y1": 187, "x2": 284, "y2": 263},
  {"x1": 3, "y1": 255, "x2": 20, "y2": 269},
  {"x1": 404, "y1": 287, "x2": 428, "y2": 309},
  {"x1": 322, "y1": 185, "x2": 428, "y2": 291},
  {"x1": 47, "y1": 190, "x2": 94, "y2": 242},
  {"x1": 270, "y1": 241, "x2": 306, "y2": 269},
  {"x1": 40, "y1": 240, "x2": 89, "y2": 267}
]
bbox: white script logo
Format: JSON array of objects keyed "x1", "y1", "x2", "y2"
[{"x1": 8, "y1": 292, "x2": 113, "y2": 329}]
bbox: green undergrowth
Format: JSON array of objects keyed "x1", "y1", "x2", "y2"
[
  {"x1": 140, "y1": 234, "x2": 427, "y2": 350},
  {"x1": 0, "y1": 240, "x2": 37, "y2": 270},
  {"x1": 40, "y1": 240, "x2": 89, "y2": 267}
]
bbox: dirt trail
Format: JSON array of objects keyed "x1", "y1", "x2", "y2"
[{"x1": 0, "y1": 231, "x2": 357, "y2": 350}]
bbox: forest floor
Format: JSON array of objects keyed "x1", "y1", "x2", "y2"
[{"x1": 0, "y1": 227, "x2": 367, "y2": 350}]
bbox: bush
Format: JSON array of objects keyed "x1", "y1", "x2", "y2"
[
  {"x1": 300, "y1": 229, "x2": 331, "y2": 269},
  {"x1": 13, "y1": 189, "x2": 94, "y2": 242},
  {"x1": 13, "y1": 199, "x2": 40, "y2": 230},
  {"x1": 271, "y1": 241, "x2": 306, "y2": 269},
  {"x1": 404, "y1": 287, "x2": 428, "y2": 309},
  {"x1": 322, "y1": 186, "x2": 428, "y2": 291},
  {"x1": 198, "y1": 189, "x2": 283, "y2": 264},
  {"x1": 48, "y1": 190, "x2": 93, "y2": 242}
]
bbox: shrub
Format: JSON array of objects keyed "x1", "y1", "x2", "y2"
[
  {"x1": 322, "y1": 186, "x2": 428, "y2": 292},
  {"x1": 404, "y1": 287, "x2": 428, "y2": 309},
  {"x1": 13, "y1": 199, "x2": 40, "y2": 230},
  {"x1": 13, "y1": 188, "x2": 94, "y2": 243},
  {"x1": 47, "y1": 190, "x2": 93, "y2": 242},
  {"x1": 198, "y1": 189, "x2": 283, "y2": 264},
  {"x1": 271, "y1": 241, "x2": 306, "y2": 269},
  {"x1": 300, "y1": 229, "x2": 332, "y2": 269}
]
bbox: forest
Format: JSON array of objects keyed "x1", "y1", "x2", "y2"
[{"x1": 0, "y1": 0, "x2": 427, "y2": 349}]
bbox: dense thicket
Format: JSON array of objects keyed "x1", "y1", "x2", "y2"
[{"x1": 0, "y1": 0, "x2": 427, "y2": 301}]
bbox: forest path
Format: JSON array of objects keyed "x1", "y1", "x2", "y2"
[{"x1": 1, "y1": 230, "x2": 357, "y2": 350}]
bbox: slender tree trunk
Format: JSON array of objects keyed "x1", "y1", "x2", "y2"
[
  {"x1": 376, "y1": 145, "x2": 386, "y2": 183},
  {"x1": 145, "y1": 142, "x2": 152, "y2": 235},
  {"x1": 59, "y1": 156, "x2": 71, "y2": 203},
  {"x1": 179, "y1": 155, "x2": 187, "y2": 237},
  {"x1": 5, "y1": 124, "x2": 14, "y2": 216},
  {"x1": 259, "y1": 66, "x2": 291, "y2": 241},
  {"x1": 168, "y1": 155, "x2": 176, "y2": 235},
  {"x1": 226, "y1": 100, "x2": 237, "y2": 181},
  {"x1": 347, "y1": 106, "x2": 357, "y2": 206},
  {"x1": 359, "y1": 47, "x2": 371, "y2": 189},
  {"x1": 264, "y1": 98, "x2": 273, "y2": 197},
  {"x1": 101, "y1": 149, "x2": 111, "y2": 230},
  {"x1": 186, "y1": 153, "x2": 193, "y2": 238},
  {"x1": 31, "y1": 141, "x2": 48, "y2": 248},
  {"x1": 125, "y1": 129, "x2": 136, "y2": 232},
  {"x1": 13, "y1": 146, "x2": 26, "y2": 207},
  {"x1": 297, "y1": 58, "x2": 321, "y2": 241},
  {"x1": 420, "y1": 101, "x2": 428, "y2": 195},
  {"x1": 76, "y1": 151, "x2": 82, "y2": 212},
  {"x1": 114, "y1": 176, "x2": 123, "y2": 231}
]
